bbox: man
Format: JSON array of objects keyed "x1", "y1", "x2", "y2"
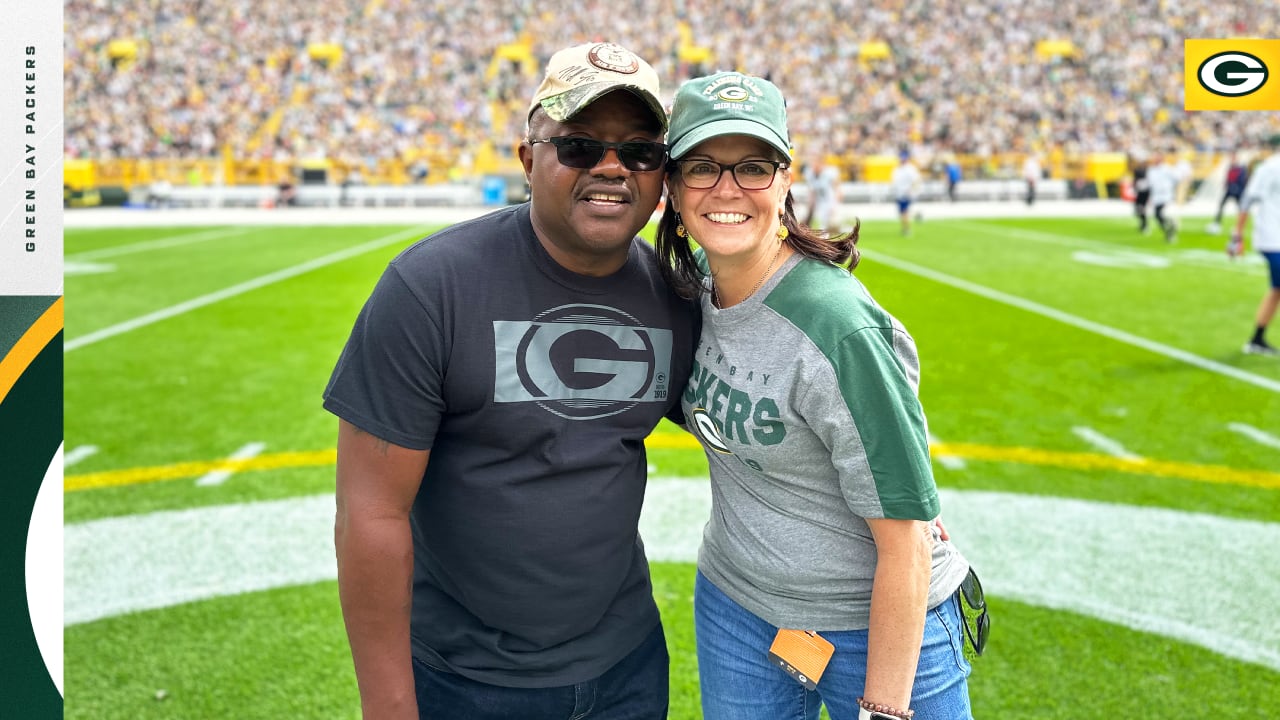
[
  {"x1": 944, "y1": 154, "x2": 962, "y2": 202},
  {"x1": 1208, "y1": 150, "x2": 1248, "y2": 235},
  {"x1": 802, "y1": 149, "x2": 842, "y2": 232},
  {"x1": 1146, "y1": 150, "x2": 1179, "y2": 244},
  {"x1": 1131, "y1": 152, "x2": 1151, "y2": 235},
  {"x1": 323, "y1": 42, "x2": 697, "y2": 719},
  {"x1": 889, "y1": 149, "x2": 922, "y2": 236},
  {"x1": 1022, "y1": 151, "x2": 1041, "y2": 206},
  {"x1": 1229, "y1": 135, "x2": 1280, "y2": 356}
]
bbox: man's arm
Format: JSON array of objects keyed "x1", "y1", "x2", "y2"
[
  {"x1": 334, "y1": 418, "x2": 431, "y2": 719},
  {"x1": 1230, "y1": 187, "x2": 1256, "y2": 258}
]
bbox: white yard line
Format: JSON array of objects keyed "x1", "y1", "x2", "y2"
[
  {"x1": 1227, "y1": 422, "x2": 1280, "y2": 451},
  {"x1": 859, "y1": 248, "x2": 1280, "y2": 394},
  {"x1": 65, "y1": 225, "x2": 431, "y2": 352},
  {"x1": 63, "y1": 445, "x2": 99, "y2": 467},
  {"x1": 929, "y1": 432, "x2": 967, "y2": 470},
  {"x1": 1071, "y1": 426, "x2": 1143, "y2": 460},
  {"x1": 949, "y1": 220, "x2": 1264, "y2": 276},
  {"x1": 196, "y1": 443, "x2": 268, "y2": 487},
  {"x1": 66, "y1": 227, "x2": 254, "y2": 261},
  {"x1": 63, "y1": 481, "x2": 1280, "y2": 672}
]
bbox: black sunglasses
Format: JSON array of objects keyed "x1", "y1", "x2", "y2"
[
  {"x1": 958, "y1": 568, "x2": 990, "y2": 657},
  {"x1": 527, "y1": 136, "x2": 668, "y2": 172}
]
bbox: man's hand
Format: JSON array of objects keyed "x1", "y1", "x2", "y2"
[{"x1": 1227, "y1": 231, "x2": 1244, "y2": 259}]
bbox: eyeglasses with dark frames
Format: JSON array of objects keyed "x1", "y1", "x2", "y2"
[
  {"x1": 674, "y1": 159, "x2": 790, "y2": 190},
  {"x1": 526, "y1": 136, "x2": 668, "y2": 172},
  {"x1": 958, "y1": 568, "x2": 989, "y2": 657}
]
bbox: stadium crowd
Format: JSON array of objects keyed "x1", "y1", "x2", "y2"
[{"x1": 64, "y1": 0, "x2": 1280, "y2": 176}]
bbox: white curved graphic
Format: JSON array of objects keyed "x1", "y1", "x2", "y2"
[{"x1": 27, "y1": 443, "x2": 63, "y2": 696}]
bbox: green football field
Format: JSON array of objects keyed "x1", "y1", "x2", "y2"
[{"x1": 63, "y1": 210, "x2": 1280, "y2": 718}]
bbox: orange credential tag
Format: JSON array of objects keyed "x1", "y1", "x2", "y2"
[{"x1": 767, "y1": 628, "x2": 834, "y2": 691}]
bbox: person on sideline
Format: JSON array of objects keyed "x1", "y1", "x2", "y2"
[
  {"x1": 944, "y1": 155, "x2": 962, "y2": 202},
  {"x1": 1230, "y1": 135, "x2": 1280, "y2": 356},
  {"x1": 1208, "y1": 151, "x2": 1249, "y2": 235},
  {"x1": 324, "y1": 42, "x2": 697, "y2": 719},
  {"x1": 1022, "y1": 152, "x2": 1041, "y2": 206},
  {"x1": 889, "y1": 150, "x2": 922, "y2": 236},
  {"x1": 802, "y1": 150, "x2": 842, "y2": 232},
  {"x1": 1146, "y1": 150, "x2": 1180, "y2": 244},
  {"x1": 654, "y1": 71, "x2": 977, "y2": 720},
  {"x1": 1130, "y1": 153, "x2": 1152, "y2": 235}
]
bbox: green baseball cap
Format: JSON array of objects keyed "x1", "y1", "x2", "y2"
[{"x1": 667, "y1": 71, "x2": 791, "y2": 160}]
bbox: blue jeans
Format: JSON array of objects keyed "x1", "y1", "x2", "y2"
[
  {"x1": 411, "y1": 623, "x2": 669, "y2": 720},
  {"x1": 695, "y1": 572, "x2": 972, "y2": 720}
]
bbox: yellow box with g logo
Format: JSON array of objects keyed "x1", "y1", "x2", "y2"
[{"x1": 1184, "y1": 39, "x2": 1280, "y2": 111}]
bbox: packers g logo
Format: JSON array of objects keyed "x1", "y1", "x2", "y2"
[
  {"x1": 717, "y1": 87, "x2": 750, "y2": 102},
  {"x1": 1184, "y1": 39, "x2": 1280, "y2": 111},
  {"x1": 493, "y1": 304, "x2": 673, "y2": 420},
  {"x1": 690, "y1": 407, "x2": 732, "y2": 454},
  {"x1": 1197, "y1": 51, "x2": 1268, "y2": 97}
]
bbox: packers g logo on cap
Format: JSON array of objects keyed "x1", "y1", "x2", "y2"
[{"x1": 1185, "y1": 39, "x2": 1280, "y2": 111}]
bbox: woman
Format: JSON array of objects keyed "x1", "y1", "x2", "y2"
[{"x1": 655, "y1": 71, "x2": 976, "y2": 720}]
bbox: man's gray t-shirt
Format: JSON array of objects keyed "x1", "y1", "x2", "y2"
[{"x1": 324, "y1": 204, "x2": 697, "y2": 687}]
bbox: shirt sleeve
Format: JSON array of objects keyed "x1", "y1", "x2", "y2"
[
  {"x1": 322, "y1": 264, "x2": 447, "y2": 450},
  {"x1": 801, "y1": 325, "x2": 939, "y2": 521}
]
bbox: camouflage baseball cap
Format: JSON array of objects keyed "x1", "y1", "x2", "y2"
[{"x1": 528, "y1": 42, "x2": 666, "y2": 129}]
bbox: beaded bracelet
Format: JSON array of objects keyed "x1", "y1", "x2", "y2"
[{"x1": 857, "y1": 697, "x2": 915, "y2": 719}]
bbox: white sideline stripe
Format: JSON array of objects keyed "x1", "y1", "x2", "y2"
[
  {"x1": 1071, "y1": 426, "x2": 1143, "y2": 460},
  {"x1": 196, "y1": 443, "x2": 268, "y2": 487},
  {"x1": 860, "y1": 248, "x2": 1280, "y2": 394},
  {"x1": 929, "y1": 432, "x2": 967, "y2": 470},
  {"x1": 64, "y1": 261, "x2": 117, "y2": 276},
  {"x1": 1227, "y1": 422, "x2": 1280, "y2": 451},
  {"x1": 949, "y1": 220, "x2": 1265, "y2": 276},
  {"x1": 67, "y1": 227, "x2": 253, "y2": 261},
  {"x1": 63, "y1": 446, "x2": 99, "y2": 467},
  {"x1": 64, "y1": 225, "x2": 431, "y2": 352},
  {"x1": 63, "y1": 481, "x2": 1280, "y2": 672}
]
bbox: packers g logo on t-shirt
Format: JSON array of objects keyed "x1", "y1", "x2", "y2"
[
  {"x1": 493, "y1": 304, "x2": 673, "y2": 420},
  {"x1": 690, "y1": 407, "x2": 732, "y2": 454}
]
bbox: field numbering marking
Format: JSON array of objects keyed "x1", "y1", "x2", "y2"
[
  {"x1": 64, "y1": 445, "x2": 98, "y2": 467},
  {"x1": 196, "y1": 443, "x2": 268, "y2": 487},
  {"x1": 1071, "y1": 426, "x2": 1143, "y2": 460},
  {"x1": 929, "y1": 432, "x2": 967, "y2": 470},
  {"x1": 1227, "y1": 422, "x2": 1280, "y2": 451}
]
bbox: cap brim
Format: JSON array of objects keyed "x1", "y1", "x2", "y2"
[
  {"x1": 537, "y1": 82, "x2": 668, "y2": 130},
  {"x1": 670, "y1": 118, "x2": 790, "y2": 160}
]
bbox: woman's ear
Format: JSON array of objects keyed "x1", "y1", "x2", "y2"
[{"x1": 665, "y1": 180, "x2": 680, "y2": 212}]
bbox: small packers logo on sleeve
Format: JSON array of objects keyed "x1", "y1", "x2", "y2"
[{"x1": 1184, "y1": 39, "x2": 1280, "y2": 111}]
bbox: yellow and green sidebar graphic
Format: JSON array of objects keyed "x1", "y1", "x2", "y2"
[{"x1": 0, "y1": 295, "x2": 63, "y2": 716}]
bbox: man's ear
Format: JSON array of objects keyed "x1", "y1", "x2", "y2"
[{"x1": 518, "y1": 140, "x2": 534, "y2": 181}]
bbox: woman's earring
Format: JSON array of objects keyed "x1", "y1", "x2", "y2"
[
  {"x1": 676, "y1": 215, "x2": 687, "y2": 238},
  {"x1": 777, "y1": 225, "x2": 789, "y2": 240}
]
